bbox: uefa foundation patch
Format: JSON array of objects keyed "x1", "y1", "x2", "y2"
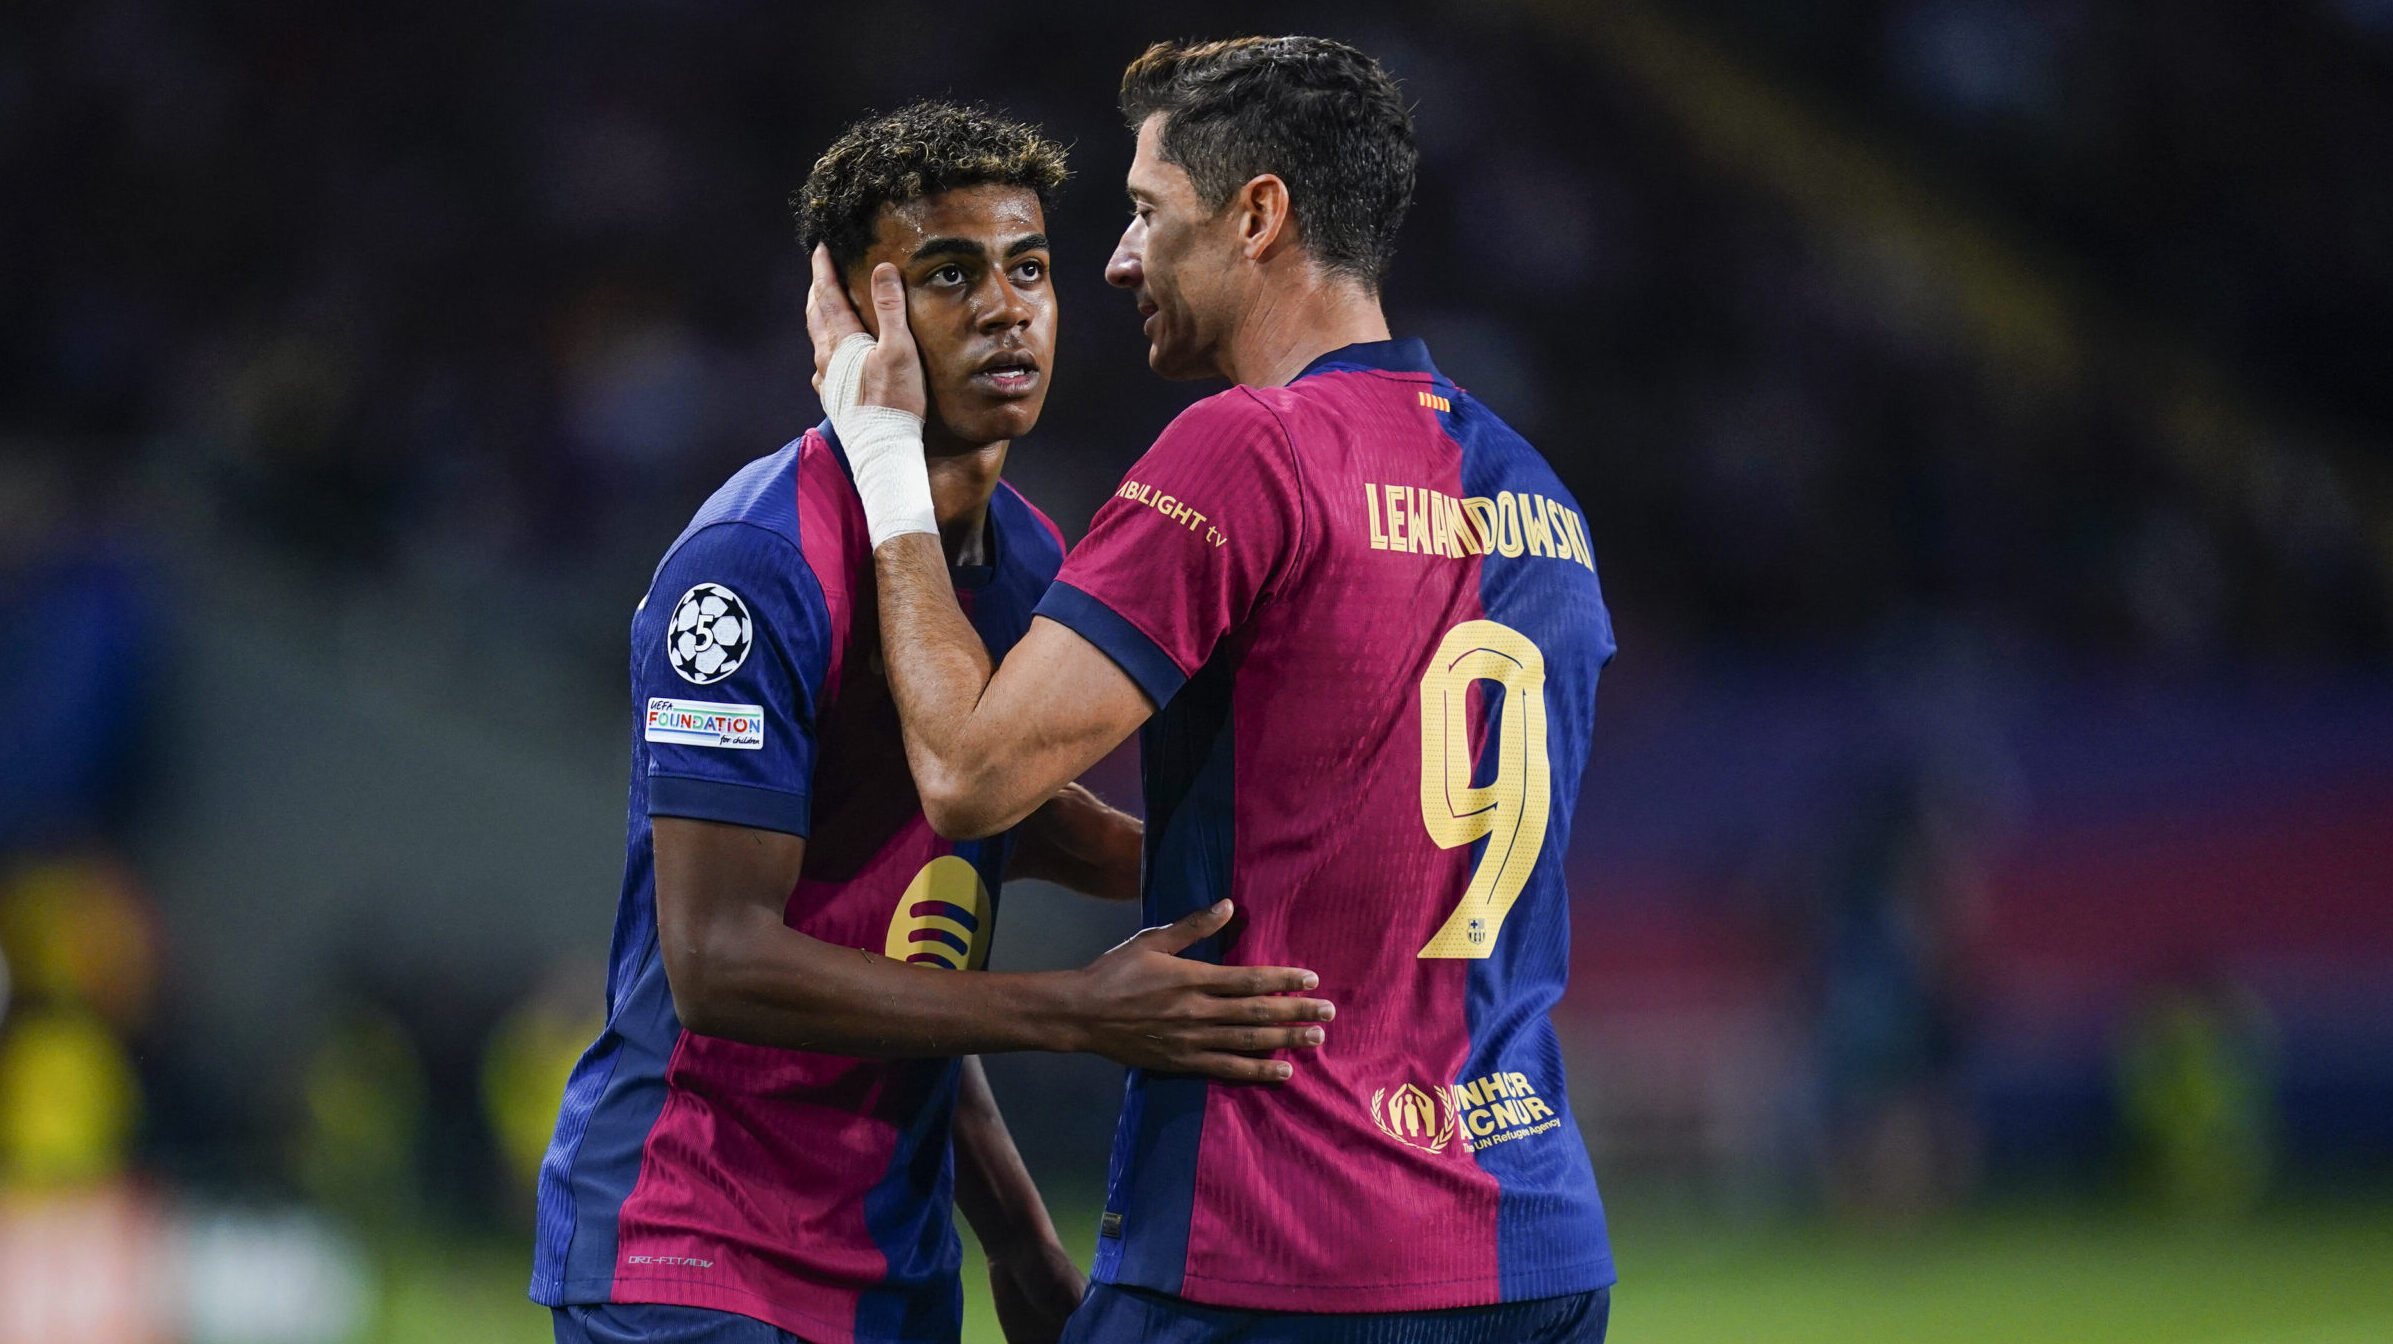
[{"x1": 645, "y1": 699, "x2": 766, "y2": 750}]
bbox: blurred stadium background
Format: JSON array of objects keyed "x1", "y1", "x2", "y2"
[{"x1": 4, "y1": 0, "x2": 2391, "y2": 1339}]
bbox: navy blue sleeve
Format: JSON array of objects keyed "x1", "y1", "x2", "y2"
[
  {"x1": 1033, "y1": 580, "x2": 1186, "y2": 709},
  {"x1": 635, "y1": 522, "x2": 831, "y2": 837}
]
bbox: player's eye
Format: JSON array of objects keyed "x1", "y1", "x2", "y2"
[
  {"x1": 1012, "y1": 258, "x2": 1046, "y2": 284},
  {"x1": 929, "y1": 264, "x2": 966, "y2": 287}
]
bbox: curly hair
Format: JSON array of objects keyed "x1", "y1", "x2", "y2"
[
  {"x1": 793, "y1": 101, "x2": 1070, "y2": 272},
  {"x1": 1121, "y1": 37, "x2": 1415, "y2": 291}
]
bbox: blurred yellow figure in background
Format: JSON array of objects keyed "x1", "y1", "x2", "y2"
[
  {"x1": 0, "y1": 858, "x2": 164, "y2": 1344},
  {"x1": 0, "y1": 854, "x2": 155, "y2": 1191},
  {"x1": 0, "y1": 1010, "x2": 139, "y2": 1191},
  {"x1": 294, "y1": 1009, "x2": 429, "y2": 1230},
  {"x1": 2117, "y1": 979, "x2": 2278, "y2": 1219},
  {"x1": 483, "y1": 961, "x2": 605, "y2": 1203}
]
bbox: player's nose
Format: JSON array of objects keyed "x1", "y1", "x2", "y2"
[
  {"x1": 1105, "y1": 238, "x2": 1141, "y2": 290},
  {"x1": 978, "y1": 279, "x2": 1032, "y2": 332}
]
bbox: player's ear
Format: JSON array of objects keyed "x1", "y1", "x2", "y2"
[{"x1": 1237, "y1": 174, "x2": 1293, "y2": 262}]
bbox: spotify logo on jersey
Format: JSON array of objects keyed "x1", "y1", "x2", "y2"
[{"x1": 883, "y1": 856, "x2": 991, "y2": 971}]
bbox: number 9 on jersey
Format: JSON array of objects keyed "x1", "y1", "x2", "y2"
[{"x1": 1416, "y1": 619, "x2": 1552, "y2": 959}]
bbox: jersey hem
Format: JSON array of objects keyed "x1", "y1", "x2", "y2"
[
  {"x1": 540, "y1": 1270, "x2": 958, "y2": 1344},
  {"x1": 648, "y1": 774, "x2": 811, "y2": 837},
  {"x1": 1104, "y1": 1256, "x2": 1616, "y2": 1314},
  {"x1": 1032, "y1": 581, "x2": 1187, "y2": 707}
]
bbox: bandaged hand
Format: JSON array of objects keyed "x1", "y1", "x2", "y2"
[{"x1": 807, "y1": 246, "x2": 936, "y2": 548}]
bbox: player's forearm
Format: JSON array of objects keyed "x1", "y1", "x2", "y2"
[
  {"x1": 952, "y1": 1056, "x2": 1064, "y2": 1257},
  {"x1": 670, "y1": 905, "x2": 1089, "y2": 1056},
  {"x1": 874, "y1": 534, "x2": 1049, "y2": 836},
  {"x1": 1009, "y1": 784, "x2": 1142, "y2": 901}
]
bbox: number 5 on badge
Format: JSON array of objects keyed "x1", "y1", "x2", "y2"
[{"x1": 1416, "y1": 620, "x2": 1552, "y2": 959}]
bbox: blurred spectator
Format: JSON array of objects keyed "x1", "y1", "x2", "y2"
[
  {"x1": 480, "y1": 959, "x2": 603, "y2": 1215},
  {"x1": 292, "y1": 1008, "x2": 429, "y2": 1233},
  {"x1": 2115, "y1": 975, "x2": 2279, "y2": 1218},
  {"x1": 1811, "y1": 771, "x2": 1983, "y2": 1220},
  {"x1": 0, "y1": 1009, "x2": 140, "y2": 1192},
  {"x1": 0, "y1": 450, "x2": 160, "y2": 854}
]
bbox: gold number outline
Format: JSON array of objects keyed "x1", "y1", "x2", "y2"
[{"x1": 1416, "y1": 620, "x2": 1551, "y2": 959}]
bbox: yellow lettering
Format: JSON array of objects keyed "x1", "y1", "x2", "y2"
[
  {"x1": 1509, "y1": 1072, "x2": 1532, "y2": 1096},
  {"x1": 1520, "y1": 493, "x2": 1555, "y2": 558},
  {"x1": 1524, "y1": 1096, "x2": 1554, "y2": 1121},
  {"x1": 1463, "y1": 497, "x2": 1497, "y2": 555},
  {"x1": 1365, "y1": 483, "x2": 1388, "y2": 549},
  {"x1": 1491, "y1": 1100, "x2": 1522, "y2": 1128},
  {"x1": 1428, "y1": 491, "x2": 1453, "y2": 557},
  {"x1": 1567, "y1": 508, "x2": 1596, "y2": 571},
  {"x1": 1494, "y1": 493, "x2": 1523, "y2": 557},
  {"x1": 1468, "y1": 1108, "x2": 1496, "y2": 1137},
  {"x1": 1384, "y1": 485, "x2": 1407, "y2": 549},
  {"x1": 1454, "y1": 1080, "x2": 1482, "y2": 1108},
  {"x1": 1406, "y1": 488, "x2": 1430, "y2": 556}
]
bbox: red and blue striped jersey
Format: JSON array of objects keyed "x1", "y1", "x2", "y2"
[
  {"x1": 1033, "y1": 339, "x2": 1617, "y2": 1312},
  {"x1": 532, "y1": 424, "x2": 1066, "y2": 1343}
]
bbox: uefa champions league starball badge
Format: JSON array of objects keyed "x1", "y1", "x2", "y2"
[{"x1": 666, "y1": 583, "x2": 754, "y2": 685}]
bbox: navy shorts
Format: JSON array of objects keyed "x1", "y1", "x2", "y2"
[
  {"x1": 1059, "y1": 1282, "x2": 1610, "y2": 1344},
  {"x1": 553, "y1": 1302, "x2": 809, "y2": 1344}
]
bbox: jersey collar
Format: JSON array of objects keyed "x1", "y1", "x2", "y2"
[
  {"x1": 1293, "y1": 337, "x2": 1440, "y2": 382},
  {"x1": 814, "y1": 419, "x2": 1004, "y2": 591}
]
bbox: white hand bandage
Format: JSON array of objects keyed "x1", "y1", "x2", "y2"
[{"x1": 823, "y1": 332, "x2": 937, "y2": 548}]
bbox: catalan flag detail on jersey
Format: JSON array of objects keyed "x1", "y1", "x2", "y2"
[
  {"x1": 532, "y1": 424, "x2": 1067, "y2": 1344},
  {"x1": 1034, "y1": 339, "x2": 1617, "y2": 1313}
]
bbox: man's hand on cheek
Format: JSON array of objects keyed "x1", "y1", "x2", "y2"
[
  {"x1": 807, "y1": 244, "x2": 936, "y2": 547},
  {"x1": 807, "y1": 245, "x2": 928, "y2": 419}
]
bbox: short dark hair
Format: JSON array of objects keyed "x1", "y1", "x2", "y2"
[
  {"x1": 1120, "y1": 36, "x2": 1417, "y2": 291},
  {"x1": 794, "y1": 101, "x2": 1069, "y2": 272}
]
